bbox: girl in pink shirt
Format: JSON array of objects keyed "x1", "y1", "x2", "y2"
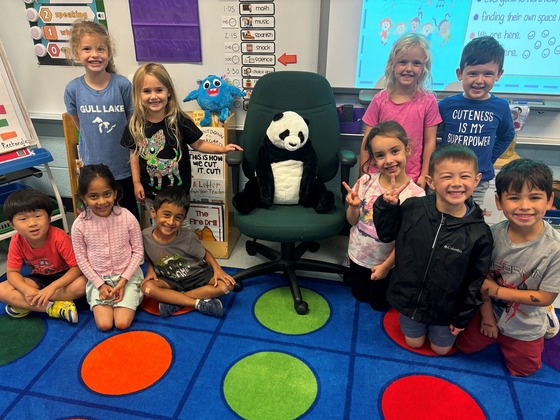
[
  {"x1": 71, "y1": 164, "x2": 144, "y2": 331},
  {"x1": 359, "y1": 34, "x2": 441, "y2": 188}
]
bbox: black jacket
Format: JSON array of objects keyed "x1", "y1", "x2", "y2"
[{"x1": 374, "y1": 193, "x2": 493, "y2": 328}]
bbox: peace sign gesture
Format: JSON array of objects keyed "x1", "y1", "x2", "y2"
[
  {"x1": 342, "y1": 179, "x2": 361, "y2": 207},
  {"x1": 383, "y1": 174, "x2": 408, "y2": 205}
]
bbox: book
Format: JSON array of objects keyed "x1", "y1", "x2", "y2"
[{"x1": 187, "y1": 203, "x2": 225, "y2": 242}]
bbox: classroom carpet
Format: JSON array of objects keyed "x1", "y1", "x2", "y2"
[{"x1": 0, "y1": 269, "x2": 559, "y2": 419}]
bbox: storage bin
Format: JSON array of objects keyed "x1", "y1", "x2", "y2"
[{"x1": 338, "y1": 107, "x2": 365, "y2": 134}]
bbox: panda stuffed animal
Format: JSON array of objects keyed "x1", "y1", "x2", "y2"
[{"x1": 233, "y1": 111, "x2": 335, "y2": 214}]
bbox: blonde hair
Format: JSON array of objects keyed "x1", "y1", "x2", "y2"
[
  {"x1": 68, "y1": 20, "x2": 116, "y2": 73},
  {"x1": 384, "y1": 34, "x2": 432, "y2": 93},
  {"x1": 129, "y1": 63, "x2": 190, "y2": 160}
]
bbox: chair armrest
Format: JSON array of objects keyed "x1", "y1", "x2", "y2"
[
  {"x1": 339, "y1": 149, "x2": 357, "y2": 169},
  {"x1": 226, "y1": 150, "x2": 244, "y2": 195},
  {"x1": 226, "y1": 150, "x2": 243, "y2": 166},
  {"x1": 339, "y1": 149, "x2": 357, "y2": 198}
]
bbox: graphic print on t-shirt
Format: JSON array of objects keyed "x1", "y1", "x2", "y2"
[
  {"x1": 140, "y1": 129, "x2": 182, "y2": 190},
  {"x1": 154, "y1": 254, "x2": 191, "y2": 279}
]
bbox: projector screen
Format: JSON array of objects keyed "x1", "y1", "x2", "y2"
[{"x1": 326, "y1": 0, "x2": 560, "y2": 97}]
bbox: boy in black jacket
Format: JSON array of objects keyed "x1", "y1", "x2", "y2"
[{"x1": 374, "y1": 144, "x2": 492, "y2": 355}]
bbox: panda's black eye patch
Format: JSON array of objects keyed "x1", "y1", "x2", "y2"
[
  {"x1": 279, "y1": 129, "x2": 290, "y2": 140},
  {"x1": 298, "y1": 132, "x2": 304, "y2": 142}
]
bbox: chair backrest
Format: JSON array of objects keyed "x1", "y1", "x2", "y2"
[{"x1": 241, "y1": 71, "x2": 340, "y2": 182}]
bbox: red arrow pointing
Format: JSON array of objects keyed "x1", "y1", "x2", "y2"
[{"x1": 278, "y1": 53, "x2": 297, "y2": 66}]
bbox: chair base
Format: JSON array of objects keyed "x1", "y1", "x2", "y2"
[{"x1": 233, "y1": 240, "x2": 349, "y2": 314}]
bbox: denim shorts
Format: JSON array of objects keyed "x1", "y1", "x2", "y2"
[{"x1": 399, "y1": 313, "x2": 457, "y2": 347}]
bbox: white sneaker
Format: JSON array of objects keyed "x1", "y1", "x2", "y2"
[{"x1": 545, "y1": 305, "x2": 559, "y2": 339}]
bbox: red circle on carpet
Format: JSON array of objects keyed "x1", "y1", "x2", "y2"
[
  {"x1": 382, "y1": 375, "x2": 484, "y2": 419},
  {"x1": 81, "y1": 331, "x2": 172, "y2": 395},
  {"x1": 383, "y1": 308, "x2": 458, "y2": 356},
  {"x1": 140, "y1": 296, "x2": 194, "y2": 316}
]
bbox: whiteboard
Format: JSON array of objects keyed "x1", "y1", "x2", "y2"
[
  {"x1": 325, "y1": 0, "x2": 560, "y2": 100},
  {"x1": 0, "y1": 1, "x2": 321, "y2": 126}
]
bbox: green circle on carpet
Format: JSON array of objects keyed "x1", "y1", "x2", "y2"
[
  {"x1": 0, "y1": 315, "x2": 45, "y2": 366},
  {"x1": 223, "y1": 351, "x2": 317, "y2": 419},
  {"x1": 254, "y1": 287, "x2": 330, "y2": 334}
]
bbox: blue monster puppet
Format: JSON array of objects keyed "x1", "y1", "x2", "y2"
[{"x1": 183, "y1": 74, "x2": 246, "y2": 126}]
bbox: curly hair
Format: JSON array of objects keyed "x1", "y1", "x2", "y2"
[{"x1": 68, "y1": 20, "x2": 117, "y2": 73}]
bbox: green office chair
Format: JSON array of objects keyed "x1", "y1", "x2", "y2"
[{"x1": 227, "y1": 71, "x2": 356, "y2": 314}]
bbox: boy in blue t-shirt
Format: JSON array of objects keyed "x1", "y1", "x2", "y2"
[{"x1": 439, "y1": 36, "x2": 515, "y2": 205}]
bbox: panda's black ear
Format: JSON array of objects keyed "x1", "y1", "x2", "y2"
[
  {"x1": 272, "y1": 112, "x2": 284, "y2": 122},
  {"x1": 303, "y1": 117, "x2": 310, "y2": 126}
]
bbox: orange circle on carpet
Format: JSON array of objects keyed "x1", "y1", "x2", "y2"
[
  {"x1": 382, "y1": 375, "x2": 484, "y2": 419},
  {"x1": 140, "y1": 296, "x2": 194, "y2": 316},
  {"x1": 81, "y1": 331, "x2": 172, "y2": 395},
  {"x1": 383, "y1": 308, "x2": 458, "y2": 356}
]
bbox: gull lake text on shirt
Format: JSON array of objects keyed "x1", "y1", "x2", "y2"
[{"x1": 79, "y1": 104, "x2": 125, "y2": 113}]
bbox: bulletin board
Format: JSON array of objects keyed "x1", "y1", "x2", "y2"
[{"x1": 0, "y1": 0, "x2": 321, "y2": 126}]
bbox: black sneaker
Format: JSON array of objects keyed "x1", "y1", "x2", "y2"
[
  {"x1": 159, "y1": 302, "x2": 181, "y2": 318},
  {"x1": 196, "y1": 298, "x2": 223, "y2": 317}
]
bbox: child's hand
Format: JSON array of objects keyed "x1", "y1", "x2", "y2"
[
  {"x1": 416, "y1": 175, "x2": 427, "y2": 190},
  {"x1": 30, "y1": 285, "x2": 56, "y2": 307},
  {"x1": 98, "y1": 283, "x2": 113, "y2": 301},
  {"x1": 213, "y1": 268, "x2": 236, "y2": 292},
  {"x1": 224, "y1": 144, "x2": 243, "y2": 152},
  {"x1": 480, "y1": 319, "x2": 498, "y2": 339},
  {"x1": 383, "y1": 174, "x2": 407, "y2": 205},
  {"x1": 134, "y1": 183, "x2": 145, "y2": 202},
  {"x1": 481, "y1": 278, "x2": 499, "y2": 298},
  {"x1": 24, "y1": 288, "x2": 39, "y2": 306},
  {"x1": 141, "y1": 273, "x2": 159, "y2": 288},
  {"x1": 371, "y1": 263, "x2": 389, "y2": 281},
  {"x1": 449, "y1": 324, "x2": 464, "y2": 336},
  {"x1": 111, "y1": 277, "x2": 128, "y2": 303},
  {"x1": 342, "y1": 180, "x2": 361, "y2": 207}
]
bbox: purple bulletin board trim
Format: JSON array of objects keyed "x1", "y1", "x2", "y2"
[{"x1": 128, "y1": 0, "x2": 202, "y2": 63}]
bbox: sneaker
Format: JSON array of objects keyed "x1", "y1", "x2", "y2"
[
  {"x1": 47, "y1": 301, "x2": 78, "y2": 324},
  {"x1": 5, "y1": 305, "x2": 31, "y2": 318},
  {"x1": 196, "y1": 298, "x2": 223, "y2": 317},
  {"x1": 159, "y1": 302, "x2": 181, "y2": 318},
  {"x1": 545, "y1": 305, "x2": 559, "y2": 339}
]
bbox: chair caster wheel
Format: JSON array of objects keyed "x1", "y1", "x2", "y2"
[
  {"x1": 295, "y1": 301, "x2": 308, "y2": 315},
  {"x1": 233, "y1": 282, "x2": 243, "y2": 292},
  {"x1": 308, "y1": 242, "x2": 320, "y2": 253},
  {"x1": 245, "y1": 243, "x2": 257, "y2": 256}
]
